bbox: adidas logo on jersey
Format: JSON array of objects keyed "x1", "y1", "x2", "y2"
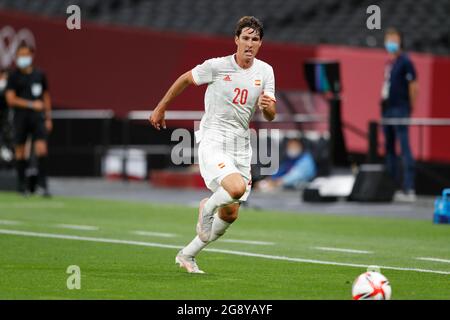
[{"x1": 223, "y1": 75, "x2": 232, "y2": 81}]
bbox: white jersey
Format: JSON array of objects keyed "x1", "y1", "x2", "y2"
[{"x1": 192, "y1": 54, "x2": 276, "y2": 144}]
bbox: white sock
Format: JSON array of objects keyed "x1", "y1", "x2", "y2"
[
  {"x1": 182, "y1": 236, "x2": 208, "y2": 257},
  {"x1": 203, "y1": 186, "x2": 236, "y2": 216},
  {"x1": 181, "y1": 188, "x2": 236, "y2": 258},
  {"x1": 209, "y1": 213, "x2": 231, "y2": 242}
]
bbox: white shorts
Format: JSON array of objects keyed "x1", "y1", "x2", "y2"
[{"x1": 198, "y1": 139, "x2": 252, "y2": 202}]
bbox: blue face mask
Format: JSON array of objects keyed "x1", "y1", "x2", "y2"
[
  {"x1": 385, "y1": 41, "x2": 400, "y2": 54},
  {"x1": 16, "y1": 56, "x2": 32, "y2": 69}
]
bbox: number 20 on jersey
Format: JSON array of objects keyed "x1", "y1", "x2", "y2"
[{"x1": 232, "y1": 88, "x2": 248, "y2": 106}]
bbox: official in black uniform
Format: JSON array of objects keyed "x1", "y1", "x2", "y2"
[
  {"x1": 5, "y1": 43, "x2": 52, "y2": 196},
  {"x1": 0, "y1": 68, "x2": 14, "y2": 164},
  {"x1": 0, "y1": 68, "x2": 10, "y2": 148}
]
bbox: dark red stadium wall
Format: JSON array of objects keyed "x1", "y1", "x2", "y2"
[
  {"x1": 0, "y1": 10, "x2": 220, "y2": 114},
  {"x1": 429, "y1": 57, "x2": 450, "y2": 163},
  {"x1": 1, "y1": 10, "x2": 449, "y2": 162},
  {"x1": 0, "y1": 10, "x2": 314, "y2": 116}
]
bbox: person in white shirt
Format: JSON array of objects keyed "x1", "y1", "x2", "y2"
[{"x1": 150, "y1": 16, "x2": 276, "y2": 273}]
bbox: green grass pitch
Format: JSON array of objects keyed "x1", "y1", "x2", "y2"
[{"x1": 0, "y1": 192, "x2": 449, "y2": 299}]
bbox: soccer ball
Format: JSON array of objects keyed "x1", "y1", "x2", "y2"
[{"x1": 352, "y1": 271, "x2": 392, "y2": 300}]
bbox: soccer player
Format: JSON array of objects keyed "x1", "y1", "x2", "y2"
[
  {"x1": 5, "y1": 43, "x2": 52, "y2": 197},
  {"x1": 149, "y1": 16, "x2": 276, "y2": 273}
]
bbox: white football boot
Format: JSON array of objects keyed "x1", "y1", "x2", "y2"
[{"x1": 175, "y1": 250, "x2": 205, "y2": 274}]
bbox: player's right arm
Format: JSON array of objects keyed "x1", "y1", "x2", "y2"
[
  {"x1": 149, "y1": 71, "x2": 196, "y2": 130},
  {"x1": 259, "y1": 65, "x2": 277, "y2": 121}
]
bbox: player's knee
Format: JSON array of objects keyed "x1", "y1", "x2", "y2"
[
  {"x1": 220, "y1": 210, "x2": 238, "y2": 223},
  {"x1": 222, "y1": 173, "x2": 246, "y2": 199},
  {"x1": 227, "y1": 212, "x2": 238, "y2": 223},
  {"x1": 227, "y1": 183, "x2": 246, "y2": 200},
  {"x1": 219, "y1": 203, "x2": 240, "y2": 223}
]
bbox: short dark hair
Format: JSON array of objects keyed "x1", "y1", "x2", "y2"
[
  {"x1": 16, "y1": 41, "x2": 34, "y2": 54},
  {"x1": 385, "y1": 27, "x2": 402, "y2": 38},
  {"x1": 385, "y1": 27, "x2": 404, "y2": 49},
  {"x1": 235, "y1": 16, "x2": 264, "y2": 39}
]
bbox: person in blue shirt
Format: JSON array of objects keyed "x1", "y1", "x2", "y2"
[
  {"x1": 257, "y1": 138, "x2": 316, "y2": 191},
  {"x1": 381, "y1": 28, "x2": 418, "y2": 201}
]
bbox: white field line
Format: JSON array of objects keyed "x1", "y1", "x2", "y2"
[
  {"x1": 55, "y1": 224, "x2": 99, "y2": 231},
  {"x1": 0, "y1": 202, "x2": 65, "y2": 209},
  {"x1": 0, "y1": 229, "x2": 449, "y2": 275},
  {"x1": 416, "y1": 257, "x2": 450, "y2": 264},
  {"x1": 0, "y1": 220, "x2": 21, "y2": 225},
  {"x1": 220, "y1": 239, "x2": 274, "y2": 246},
  {"x1": 314, "y1": 246, "x2": 373, "y2": 254},
  {"x1": 132, "y1": 231, "x2": 177, "y2": 238}
]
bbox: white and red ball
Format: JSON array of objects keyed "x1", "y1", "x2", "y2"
[{"x1": 352, "y1": 271, "x2": 392, "y2": 300}]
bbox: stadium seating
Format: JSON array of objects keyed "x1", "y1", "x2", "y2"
[{"x1": 0, "y1": 0, "x2": 448, "y2": 55}]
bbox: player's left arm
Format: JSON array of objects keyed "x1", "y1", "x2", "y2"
[
  {"x1": 258, "y1": 94, "x2": 276, "y2": 121},
  {"x1": 259, "y1": 66, "x2": 276, "y2": 121}
]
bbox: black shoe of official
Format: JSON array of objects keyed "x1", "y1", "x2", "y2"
[{"x1": 27, "y1": 174, "x2": 38, "y2": 194}]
